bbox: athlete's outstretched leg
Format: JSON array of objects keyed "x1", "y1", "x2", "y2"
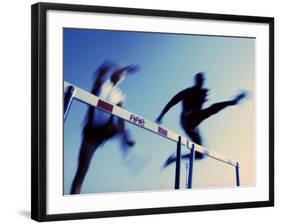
[
  {"x1": 70, "y1": 139, "x2": 101, "y2": 194},
  {"x1": 198, "y1": 92, "x2": 246, "y2": 125}
]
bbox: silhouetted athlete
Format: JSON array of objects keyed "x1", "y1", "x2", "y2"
[
  {"x1": 70, "y1": 62, "x2": 139, "y2": 194},
  {"x1": 155, "y1": 72, "x2": 246, "y2": 168}
]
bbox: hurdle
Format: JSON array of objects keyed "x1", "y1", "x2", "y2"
[{"x1": 64, "y1": 81, "x2": 241, "y2": 189}]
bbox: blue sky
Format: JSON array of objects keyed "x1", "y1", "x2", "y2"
[{"x1": 63, "y1": 28, "x2": 255, "y2": 195}]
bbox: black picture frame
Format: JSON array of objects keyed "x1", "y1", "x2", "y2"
[{"x1": 31, "y1": 2, "x2": 274, "y2": 222}]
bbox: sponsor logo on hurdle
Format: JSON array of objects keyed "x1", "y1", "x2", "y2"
[
  {"x1": 129, "y1": 114, "x2": 145, "y2": 127},
  {"x1": 97, "y1": 99, "x2": 113, "y2": 113},
  {"x1": 158, "y1": 126, "x2": 168, "y2": 137},
  {"x1": 203, "y1": 149, "x2": 209, "y2": 156}
]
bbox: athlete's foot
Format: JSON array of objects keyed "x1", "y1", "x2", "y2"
[
  {"x1": 163, "y1": 154, "x2": 176, "y2": 168},
  {"x1": 233, "y1": 91, "x2": 247, "y2": 105}
]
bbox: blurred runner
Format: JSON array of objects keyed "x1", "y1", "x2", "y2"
[{"x1": 70, "y1": 62, "x2": 139, "y2": 194}]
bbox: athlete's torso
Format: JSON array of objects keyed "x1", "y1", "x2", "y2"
[{"x1": 181, "y1": 87, "x2": 208, "y2": 115}]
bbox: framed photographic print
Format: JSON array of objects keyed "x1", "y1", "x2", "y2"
[{"x1": 31, "y1": 2, "x2": 274, "y2": 222}]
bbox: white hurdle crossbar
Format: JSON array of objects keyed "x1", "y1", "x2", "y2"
[{"x1": 64, "y1": 81, "x2": 241, "y2": 189}]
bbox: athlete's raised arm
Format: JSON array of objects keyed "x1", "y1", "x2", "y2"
[{"x1": 156, "y1": 90, "x2": 185, "y2": 124}]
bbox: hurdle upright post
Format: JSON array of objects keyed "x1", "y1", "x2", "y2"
[
  {"x1": 175, "y1": 136, "x2": 181, "y2": 189},
  {"x1": 187, "y1": 143, "x2": 195, "y2": 189},
  {"x1": 235, "y1": 162, "x2": 240, "y2": 187},
  {"x1": 64, "y1": 86, "x2": 75, "y2": 120}
]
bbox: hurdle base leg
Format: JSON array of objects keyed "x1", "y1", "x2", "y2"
[
  {"x1": 175, "y1": 136, "x2": 181, "y2": 189},
  {"x1": 235, "y1": 162, "x2": 240, "y2": 187},
  {"x1": 187, "y1": 143, "x2": 195, "y2": 189},
  {"x1": 64, "y1": 86, "x2": 75, "y2": 120}
]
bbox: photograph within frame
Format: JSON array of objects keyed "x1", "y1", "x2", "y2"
[
  {"x1": 31, "y1": 2, "x2": 274, "y2": 222},
  {"x1": 63, "y1": 27, "x2": 256, "y2": 195}
]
